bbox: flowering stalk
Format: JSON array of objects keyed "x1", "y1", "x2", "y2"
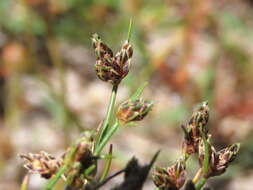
[
  {"x1": 96, "y1": 84, "x2": 118, "y2": 150},
  {"x1": 153, "y1": 102, "x2": 240, "y2": 190},
  {"x1": 94, "y1": 20, "x2": 133, "y2": 153},
  {"x1": 95, "y1": 82, "x2": 152, "y2": 154},
  {"x1": 19, "y1": 21, "x2": 159, "y2": 190}
]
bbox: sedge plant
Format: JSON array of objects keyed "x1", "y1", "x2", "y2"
[
  {"x1": 19, "y1": 21, "x2": 240, "y2": 190},
  {"x1": 19, "y1": 20, "x2": 155, "y2": 190}
]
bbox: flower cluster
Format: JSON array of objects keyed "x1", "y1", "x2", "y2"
[
  {"x1": 198, "y1": 141, "x2": 240, "y2": 178},
  {"x1": 181, "y1": 101, "x2": 209, "y2": 156},
  {"x1": 19, "y1": 151, "x2": 63, "y2": 179},
  {"x1": 19, "y1": 25, "x2": 240, "y2": 190},
  {"x1": 20, "y1": 137, "x2": 94, "y2": 189},
  {"x1": 117, "y1": 98, "x2": 154, "y2": 124},
  {"x1": 92, "y1": 34, "x2": 133, "y2": 85},
  {"x1": 152, "y1": 102, "x2": 240, "y2": 190},
  {"x1": 153, "y1": 159, "x2": 186, "y2": 190},
  {"x1": 20, "y1": 30, "x2": 156, "y2": 190}
]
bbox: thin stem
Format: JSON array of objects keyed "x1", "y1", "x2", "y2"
[
  {"x1": 84, "y1": 164, "x2": 97, "y2": 177},
  {"x1": 192, "y1": 168, "x2": 202, "y2": 184},
  {"x1": 195, "y1": 178, "x2": 206, "y2": 190},
  {"x1": 202, "y1": 131, "x2": 209, "y2": 176},
  {"x1": 97, "y1": 85, "x2": 118, "y2": 147},
  {"x1": 99, "y1": 144, "x2": 113, "y2": 182},
  {"x1": 94, "y1": 169, "x2": 125, "y2": 189},
  {"x1": 95, "y1": 121, "x2": 120, "y2": 155},
  {"x1": 127, "y1": 18, "x2": 133, "y2": 42}
]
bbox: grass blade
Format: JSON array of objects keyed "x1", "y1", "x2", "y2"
[{"x1": 129, "y1": 82, "x2": 148, "y2": 101}]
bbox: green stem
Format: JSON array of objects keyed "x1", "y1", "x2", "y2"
[
  {"x1": 195, "y1": 178, "x2": 206, "y2": 190},
  {"x1": 99, "y1": 144, "x2": 113, "y2": 182},
  {"x1": 97, "y1": 85, "x2": 118, "y2": 147},
  {"x1": 202, "y1": 134, "x2": 210, "y2": 175},
  {"x1": 84, "y1": 164, "x2": 97, "y2": 177},
  {"x1": 43, "y1": 166, "x2": 67, "y2": 190},
  {"x1": 154, "y1": 188, "x2": 160, "y2": 190},
  {"x1": 127, "y1": 18, "x2": 133, "y2": 42},
  {"x1": 95, "y1": 121, "x2": 120, "y2": 155}
]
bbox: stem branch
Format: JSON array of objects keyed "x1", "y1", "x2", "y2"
[{"x1": 95, "y1": 121, "x2": 120, "y2": 155}]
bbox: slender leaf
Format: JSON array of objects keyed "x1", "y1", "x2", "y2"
[{"x1": 129, "y1": 82, "x2": 148, "y2": 101}]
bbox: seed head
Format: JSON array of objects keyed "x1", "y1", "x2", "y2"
[
  {"x1": 92, "y1": 33, "x2": 113, "y2": 60},
  {"x1": 152, "y1": 160, "x2": 186, "y2": 190},
  {"x1": 92, "y1": 34, "x2": 133, "y2": 85},
  {"x1": 116, "y1": 98, "x2": 154, "y2": 124},
  {"x1": 19, "y1": 151, "x2": 63, "y2": 179},
  {"x1": 213, "y1": 143, "x2": 240, "y2": 177},
  {"x1": 198, "y1": 141, "x2": 240, "y2": 178},
  {"x1": 182, "y1": 101, "x2": 209, "y2": 155},
  {"x1": 188, "y1": 101, "x2": 209, "y2": 137}
]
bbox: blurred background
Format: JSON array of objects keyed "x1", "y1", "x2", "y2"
[{"x1": 0, "y1": 0, "x2": 253, "y2": 189}]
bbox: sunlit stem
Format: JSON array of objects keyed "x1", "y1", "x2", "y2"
[{"x1": 192, "y1": 168, "x2": 202, "y2": 184}]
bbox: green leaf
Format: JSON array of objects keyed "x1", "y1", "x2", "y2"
[{"x1": 129, "y1": 82, "x2": 148, "y2": 101}]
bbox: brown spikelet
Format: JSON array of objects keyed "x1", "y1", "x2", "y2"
[
  {"x1": 182, "y1": 101, "x2": 209, "y2": 156},
  {"x1": 92, "y1": 34, "x2": 133, "y2": 85},
  {"x1": 198, "y1": 141, "x2": 240, "y2": 178},
  {"x1": 20, "y1": 151, "x2": 63, "y2": 179},
  {"x1": 152, "y1": 159, "x2": 186, "y2": 190},
  {"x1": 117, "y1": 99, "x2": 154, "y2": 124}
]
